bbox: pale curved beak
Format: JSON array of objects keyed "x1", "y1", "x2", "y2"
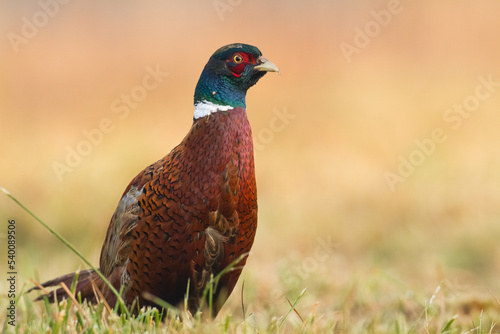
[{"x1": 254, "y1": 56, "x2": 280, "y2": 74}]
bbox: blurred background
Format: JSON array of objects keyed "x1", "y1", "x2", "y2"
[{"x1": 1, "y1": 0, "x2": 500, "y2": 324}]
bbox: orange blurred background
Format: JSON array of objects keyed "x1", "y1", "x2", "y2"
[{"x1": 1, "y1": 0, "x2": 500, "y2": 316}]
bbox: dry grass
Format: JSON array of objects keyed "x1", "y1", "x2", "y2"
[{"x1": 2, "y1": 0, "x2": 500, "y2": 332}]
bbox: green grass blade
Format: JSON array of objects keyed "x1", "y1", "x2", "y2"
[
  {"x1": 197, "y1": 253, "x2": 249, "y2": 315},
  {"x1": 142, "y1": 291, "x2": 181, "y2": 317},
  {"x1": 440, "y1": 314, "x2": 457, "y2": 333},
  {"x1": 278, "y1": 287, "x2": 307, "y2": 330},
  {"x1": 2, "y1": 187, "x2": 131, "y2": 317}
]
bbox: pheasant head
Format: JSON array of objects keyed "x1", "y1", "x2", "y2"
[{"x1": 193, "y1": 43, "x2": 279, "y2": 119}]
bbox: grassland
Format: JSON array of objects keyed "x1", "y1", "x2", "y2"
[{"x1": 2, "y1": 0, "x2": 500, "y2": 332}]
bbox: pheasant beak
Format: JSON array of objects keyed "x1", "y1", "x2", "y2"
[{"x1": 254, "y1": 56, "x2": 280, "y2": 74}]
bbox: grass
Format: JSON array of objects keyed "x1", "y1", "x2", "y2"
[
  {"x1": 2, "y1": 271, "x2": 499, "y2": 333},
  {"x1": 2, "y1": 190, "x2": 499, "y2": 333},
  {"x1": 3, "y1": 280, "x2": 498, "y2": 333}
]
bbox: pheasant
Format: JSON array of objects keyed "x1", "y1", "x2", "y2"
[{"x1": 31, "y1": 43, "x2": 279, "y2": 316}]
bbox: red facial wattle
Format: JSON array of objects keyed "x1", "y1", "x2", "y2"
[{"x1": 227, "y1": 52, "x2": 256, "y2": 77}]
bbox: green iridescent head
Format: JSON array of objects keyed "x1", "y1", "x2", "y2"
[{"x1": 194, "y1": 43, "x2": 279, "y2": 109}]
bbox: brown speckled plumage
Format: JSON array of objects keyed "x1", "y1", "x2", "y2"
[{"x1": 118, "y1": 107, "x2": 258, "y2": 313}]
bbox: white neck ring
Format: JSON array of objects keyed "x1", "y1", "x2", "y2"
[{"x1": 193, "y1": 100, "x2": 233, "y2": 119}]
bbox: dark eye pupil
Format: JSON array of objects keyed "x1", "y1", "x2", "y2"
[{"x1": 235, "y1": 56, "x2": 242, "y2": 62}]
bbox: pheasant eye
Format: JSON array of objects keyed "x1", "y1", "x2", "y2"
[{"x1": 233, "y1": 54, "x2": 243, "y2": 64}]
